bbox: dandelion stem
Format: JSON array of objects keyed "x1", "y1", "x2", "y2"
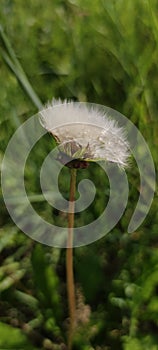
[{"x1": 66, "y1": 168, "x2": 77, "y2": 349}]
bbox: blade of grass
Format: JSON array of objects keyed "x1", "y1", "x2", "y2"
[
  {"x1": 0, "y1": 26, "x2": 42, "y2": 110},
  {"x1": 100, "y1": 0, "x2": 139, "y2": 77},
  {"x1": 147, "y1": 0, "x2": 158, "y2": 47}
]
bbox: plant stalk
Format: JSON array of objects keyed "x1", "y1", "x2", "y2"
[{"x1": 66, "y1": 168, "x2": 77, "y2": 349}]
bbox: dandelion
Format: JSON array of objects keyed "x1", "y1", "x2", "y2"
[
  {"x1": 39, "y1": 99, "x2": 130, "y2": 349},
  {"x1": 39, "y1": 99, "x2": 129, "y2": 168}
]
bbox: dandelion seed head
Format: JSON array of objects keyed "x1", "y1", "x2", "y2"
[{"x1": 39, "y1": 99, "x2": 130, "y2": 167}]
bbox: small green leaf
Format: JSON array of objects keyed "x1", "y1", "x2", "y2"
[{"x1": 0, "y1": 322, "x2": 38, "y2": 349}]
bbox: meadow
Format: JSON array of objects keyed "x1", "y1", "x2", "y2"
[{"x1": 0, "y1": 1, "x2": 158, "y2": 349}]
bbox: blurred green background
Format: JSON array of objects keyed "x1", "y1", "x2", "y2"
[{"x1": 0, "y1": 0, "x2": 158, "y2": 349}]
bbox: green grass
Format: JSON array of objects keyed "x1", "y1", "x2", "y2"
[{"x1": 0, "y1": 0, "x2": 158, "y2": 349}]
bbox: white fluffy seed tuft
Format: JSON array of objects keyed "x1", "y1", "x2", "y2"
[{"x1": 39, "y1": 99, "x2": 130, "y2": 167}]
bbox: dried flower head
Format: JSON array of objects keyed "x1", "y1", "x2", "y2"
[{"x1": 39, "y1": 99, "x2": 130, "y2": 168}]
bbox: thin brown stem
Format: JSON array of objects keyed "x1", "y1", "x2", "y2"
[{"x1": 66, "y1": 168, "x2": 77, "y2": 350}]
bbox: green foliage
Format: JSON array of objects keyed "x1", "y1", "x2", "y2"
[
  {"x1": 0, "y1": 0, "x2": 158, "y2": 349},
  {"x1": 123, "y1": 335, "x2": 158, "y2": 350},
  {"x1": 0, "y1": 321, "x2": 38, "y2": 349},
  {"x1": 31, "y1": 244, "x2": 62, "y2": 323}
]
